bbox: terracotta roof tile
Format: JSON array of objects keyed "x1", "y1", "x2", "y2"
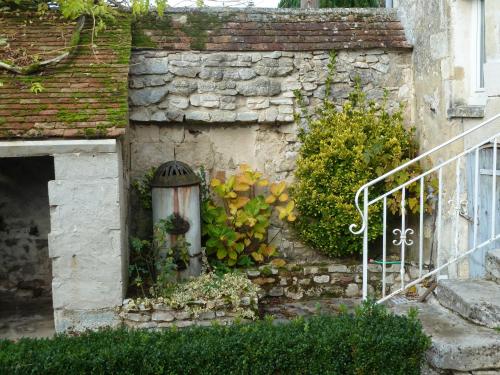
[
  {"x1": 0, "y1": 11, "x2": 131, "y2": 140},
  {"x1": 133, "y1": 8, "x2": 411, "y2": 51}
]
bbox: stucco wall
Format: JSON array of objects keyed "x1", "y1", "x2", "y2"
[
  {"x1": 46, "y1": 142, "x2": 127, "y2": 332},
  {"x1": 395, "y1": 0, "x2": 500, "y2": 278},
  {"x1": 0, "y1": 156, "x2": 54, "y2": 298}
]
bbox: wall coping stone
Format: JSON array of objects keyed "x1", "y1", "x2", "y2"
[{"x1": 0, "y1": 139, "x2": 117, "y2": 157}]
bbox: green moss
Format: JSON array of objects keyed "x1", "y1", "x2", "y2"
[
  {"x1": 132, "y1": 28, "x2": 157, "y2": 48},
  {"x1": 0, "y1": 117, "x2": 6, "y2": 126},
  {"x1": 181, "y1": 12, "x2": 227, "y2": 50},
  {"x1": 18, "y1": 76, "x2": 44, "y2": 84},
  {"x1": 56, "y1": 109, "x2": 91, "y2": 123},
  {"x1": 107, "y1": 105, "x2": 127, "y2": 127},
  {"x1": 96, "y1": 124, "x2": 108, "y2": 136},
  {"x1": 35, "y1": 104, "x2": 48, "y2": 113},
  {"x1": 83, "y1": 128, "x2": 96, "y2": 137},
  {"x1": 112, "y1": 15, "x2": 132, "y2": 64},
  {"x1": 135, "y1": 13, "x2": 173, "y2": 31}
]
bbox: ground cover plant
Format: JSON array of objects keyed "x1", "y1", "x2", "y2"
[
  {"x1": 0, "y1": 302, "x2": 430, "y2": 375},
  {"x1": 125, "y1": 272, "x2": 259, "y2": 319}
]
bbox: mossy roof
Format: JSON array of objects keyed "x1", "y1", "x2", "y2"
[
  {"x1": 133, "y1": 7, "x2": 412, "y2": 51},
  {"x1": 0, "y1": 11, "x2": 131, "y2": 139}
]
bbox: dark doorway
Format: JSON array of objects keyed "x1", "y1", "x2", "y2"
[{"x1": 0, "y1": 156, "x2": 55, "y2": 339}]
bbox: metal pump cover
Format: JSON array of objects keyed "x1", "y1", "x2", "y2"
[{"x1": 151, "y1": 160, "x2": 201, "y2": 188}]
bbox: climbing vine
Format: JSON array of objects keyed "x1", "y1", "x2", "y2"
[{"x1": 292, "y1": 52, "x2": 436, "y2": 258}]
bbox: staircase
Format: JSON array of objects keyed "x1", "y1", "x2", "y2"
[
  {"x1": 349, "y1": 113, "x2": 500, "y2": 373},
  {"x1": 392, "y1": 250, "x2": 500, "y2": 374}
]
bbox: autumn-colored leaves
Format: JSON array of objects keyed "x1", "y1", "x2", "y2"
[{"x1": 202, "y1": 164, "x2": 295, "y2": 267}]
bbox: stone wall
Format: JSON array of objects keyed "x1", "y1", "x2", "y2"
[
  {"x1": 248, "y1": 261, "x2": 421, "y2": 301},
  {"x1": 128, "y1": 49, "x2": 412, "y2": 181},
  {"x1": 119, "y1": 296, "x2": 258, "y2": 329},
  {"x1": 129, "y1": 49, "x2": 411, "y2": 127},
  {"x1": 0, "y1": 156, "x2": 54, "y2": 298},
  {"x1": 128, "y1": 48, "x2": 412, "y2": 260}
]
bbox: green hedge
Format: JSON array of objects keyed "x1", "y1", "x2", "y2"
[{"x1": 0, "y1": 303, "x2": 430, "y2": 375}]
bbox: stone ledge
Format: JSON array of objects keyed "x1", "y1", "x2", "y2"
[
  {"x1": 447, "y1": 105, "x2": 485, "y2": 119},
  {"x1": 0, "y1": 139, "x2": 117, "y2": 158}
]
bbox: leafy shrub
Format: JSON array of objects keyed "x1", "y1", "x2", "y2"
[
  {"x1": 132, "y1": 166, "x2": 156, "y2": 210},
  {"x1": 202, "y1": 164, "x2": 294, "y2": 268},
  {"x1": 292, "y1": 52, "x2": 434, "y2": 258},
  {"x1": 0, "y1": 302, "x2": 430, "y2": 375},
  {"x1": 129, "y1": 215, "x2": 190, "y2": 298}
]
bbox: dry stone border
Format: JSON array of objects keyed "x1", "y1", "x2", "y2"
[
  {"x1": 119, "y1": 296, "x2": 258, "y2": 329},
  {"x1": 248, "y1": 261, "x2": 421, "y2": 301}
]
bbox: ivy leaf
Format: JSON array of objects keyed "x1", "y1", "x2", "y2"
[
  {"x1": 216, "y1": 248, "x2": 227, "y2": 260},
  {"x1": 251, "y1": 251, "x2": 264, "y2": 262}
]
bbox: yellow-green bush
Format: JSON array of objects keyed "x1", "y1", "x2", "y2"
[{"x1": 292, "y1": 53, "x2": 429, "y2": 257}]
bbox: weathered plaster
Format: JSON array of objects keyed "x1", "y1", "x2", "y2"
[
  {"x1": 49, "y1": 145, "x2": 127, "y2": 332},
  {"x1": 395, "y1": 0, "x2": 500, "y2": 278}
]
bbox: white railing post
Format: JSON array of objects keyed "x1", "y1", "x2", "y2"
[
  {"x1": 437, "y1": 167, "x2": 443, "y2": 278},
  {"x1": 362, "y1": 187, "x2": 369, "y2": 300},
  {"x1": 419, "y1": 177, "x2": 424, "y2": 278},
  {"x1": 492, "y1": 139, "x2": 497, "y2": 239},
  {"x1": 382, "y1": 197, "x2": 387, "y2": 298},
  {"x1": 473, "y1": 147, "x2": 480, "y2": 249}
]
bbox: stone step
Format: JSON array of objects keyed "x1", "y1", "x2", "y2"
[
  {"x1": 391, "y1": 300, "x2": 500, "y2": 373},
  {"x1": 486, "y1": 249, "x2": 500, "y2": 283},
  {"x1": 435, "y1": 279, "x2": 500, "y2": 329}
]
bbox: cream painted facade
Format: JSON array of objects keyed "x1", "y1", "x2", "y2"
[{"x1": 395, "y1": 0, "x2": 500, "y2": 278}]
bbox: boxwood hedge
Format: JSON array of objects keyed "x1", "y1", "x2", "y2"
[{"x1": 0, "y1": 303, "x2": 430, "y2": 375}]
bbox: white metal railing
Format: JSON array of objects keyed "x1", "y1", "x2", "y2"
[{"x1": 350, "y1": 113, "x2": 500, "y2": 303}]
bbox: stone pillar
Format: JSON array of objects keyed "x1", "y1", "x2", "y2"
[{"x1": 48, "y1": 141, "x2": 126, "y2": 332}]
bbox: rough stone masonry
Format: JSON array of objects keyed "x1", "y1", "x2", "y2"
[{"x1": 128, "y1": 49, "x2": 412, "y2": 181}]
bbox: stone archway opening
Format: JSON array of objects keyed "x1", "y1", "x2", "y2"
[{"x1": 0, "y1": 156, "x2": 55, "y2": 339}]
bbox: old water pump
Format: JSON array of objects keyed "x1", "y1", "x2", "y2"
[{"x1": 151, "y1": 161, "x2": 202, "y2": 277}]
